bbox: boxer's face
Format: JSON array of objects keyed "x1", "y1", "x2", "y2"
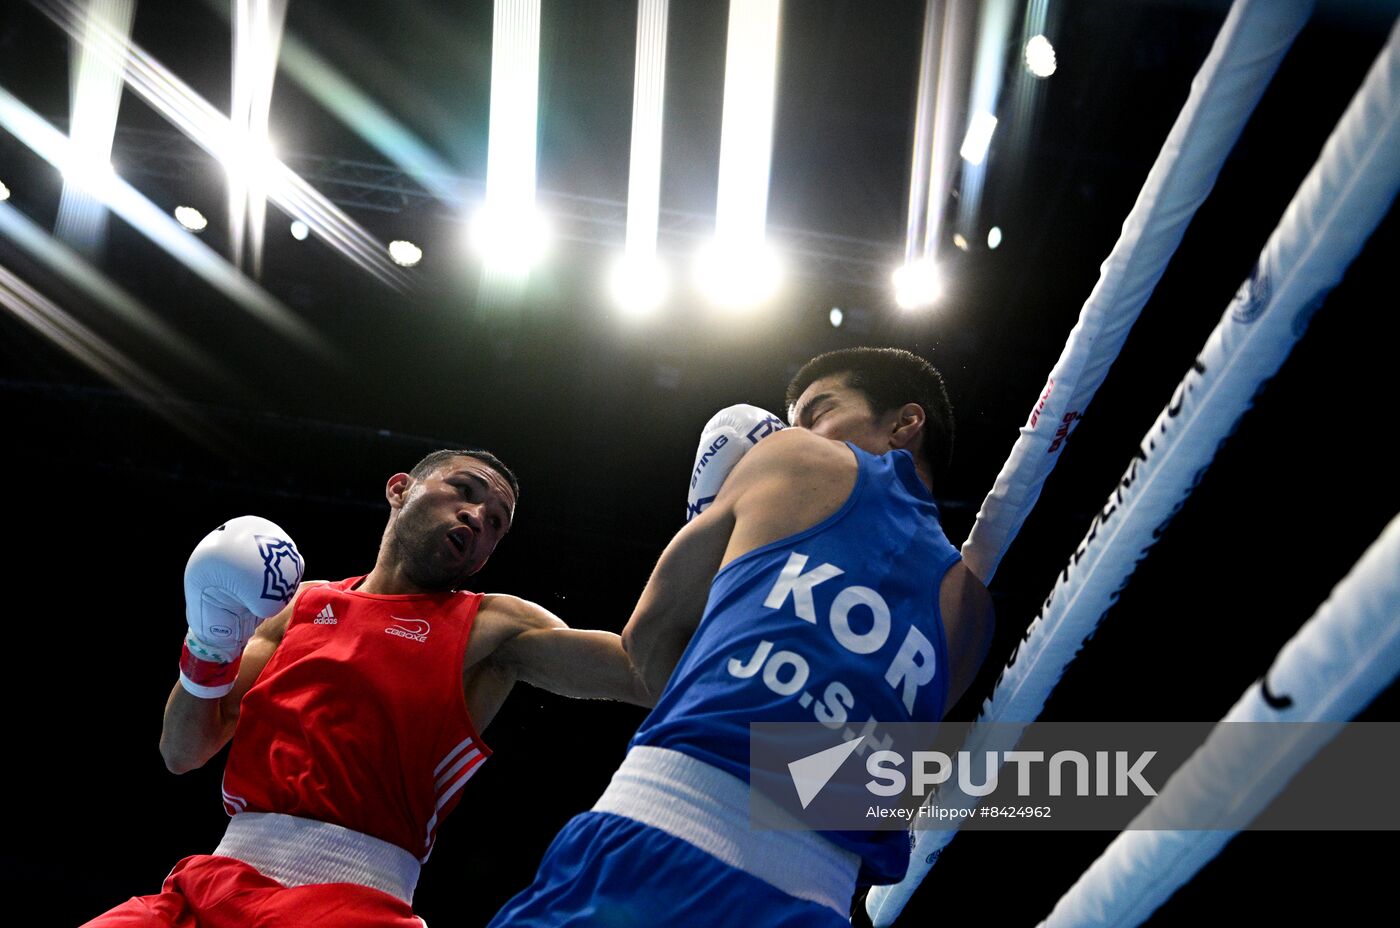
[
  {"x1": 392, "y1": 457, "x2": 516, "y2": 589},
  {"x1": 789, "y1": 374, "x2": 903, "y2": 456}
]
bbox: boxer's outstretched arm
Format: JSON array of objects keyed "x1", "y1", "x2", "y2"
[{"x1": 486, "y1": 595, "x2": 652, "y2": 706}]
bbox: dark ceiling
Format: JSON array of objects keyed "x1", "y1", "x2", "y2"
[{"x1": 1, "y1": 0, "x2": 1396, "y2": 924}]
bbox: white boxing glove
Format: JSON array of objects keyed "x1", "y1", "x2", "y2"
[
  {"x1": 179, "y1": 515, "x2": 304, "y2": 698},
  {"x1": 685, "y1": 404, "x2": 786, "y2": 522}
]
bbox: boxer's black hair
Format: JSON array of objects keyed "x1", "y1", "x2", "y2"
[
  {"x1": 785, "y1": 347, "x2": 954, "y2": 486},
  {"x1": 410, "y1": 449, "x2": 520, "y2": 503}
]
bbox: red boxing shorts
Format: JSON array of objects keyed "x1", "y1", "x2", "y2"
[{"x1": 80, "y1": 854, "x2": 422, "y2": 928}]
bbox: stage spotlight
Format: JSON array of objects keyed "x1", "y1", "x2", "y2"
[
  {"x1": 622, "y1": 0, "x2": 669, "y2": 291},
  {"x1": 481, "y1": 0, "x2": 543, "y2": 282},
  {"x1": 830, "y1": 307, "x2": 844, "y2": 328},
  {"x1": 470, "y1": 204, "x2": 551, "y2": 279},
  {"x1": 959, "y1": 110, "x2": 998, "y2": 166},
  {"x1": 694, "y1": 239, "x2": 783, "y2": 310},
  {"x1": 0, "y1": 180, "x2": 9, "y2": 202},
  {"x1": 892, "y1": 259, "x2": 942, "y2": 310},
  {"x1": 175, "y1": 206, "x2": 208, "y2": 232},
  {"x1": 388, "y1": 240, "x2": 422, "y2": 267},
  {"x1": 217, "y1": 137, "x2": 279, "y2": 189},
  {"x1": 988, "y1": 225, "x2": 1003, "y2": 249},
  {"x1": 714, "y1": 0, "x2": 781, "y2": 278},
  {"x1": 289, "y1": 219, "x2": 309, "y2": 240},
  {"x1": 1026, "y1": 34, "x2": 1057, "y2": 78},
  {"x1": 609, "y1": 253, "x2": 668, "y2": 317},
  {"x1": 61, "y1": 155, "x2": 117, "y2": 194}
]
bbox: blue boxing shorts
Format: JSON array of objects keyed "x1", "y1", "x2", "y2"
[
  {"x1": 487, "y1": 812, "x2": 850, "y2": 927},
  {"x1": 487, "y1": 747, "x2": 857, "y2": 928}
]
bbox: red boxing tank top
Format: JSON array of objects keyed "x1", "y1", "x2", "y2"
[{"x1": 221, "y1": 576, "x2": 490, "y2": 862}]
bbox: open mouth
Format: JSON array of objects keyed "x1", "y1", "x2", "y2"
[{"x1": 446, "y1": 528, "x2": 471, "y2": 555}]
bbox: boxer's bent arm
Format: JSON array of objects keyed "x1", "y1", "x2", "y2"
[
  {"x1": 159, "y1": 602, "x2": 291, "y2": 774},
  {"x1": 486, "y1": 595, "x2": 652, "y2": 706},
  {"x1": 622, "y1": 430, "x2": 813, "y2": 699},
  {"x1": 622, "y1": 489, "x2": 741, "y2": 700}
]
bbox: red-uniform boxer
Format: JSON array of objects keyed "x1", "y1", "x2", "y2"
[{"x1": 84, "y1": 449, "x2": 650, "y2": 927}]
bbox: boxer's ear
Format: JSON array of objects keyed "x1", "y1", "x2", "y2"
[
  {"x1": 888, "y1": 403, "x2": 926, "y2": 452},
  {"x1": 385, "y1": 472, "x2": 412, "y2": 509}
]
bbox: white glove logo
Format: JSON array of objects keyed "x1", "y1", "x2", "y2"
[
  {"x1": 686, "y1": 405, "x2": 788, "y2": 522},
  {"x1": 257, "y1": 535, "x2": 303, "y2": 605},
  {"x1": 743, "y1": 414, "x2": 785, "y2": 443},
  {"x1": 183, "y1": 516, "x2": 304, "y2": 671}
]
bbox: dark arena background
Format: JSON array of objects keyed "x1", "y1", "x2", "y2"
[{"x1": 1, "y1": 0, "x2": 1396, "y2": 924}]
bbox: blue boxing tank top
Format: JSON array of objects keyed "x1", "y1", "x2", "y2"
[{"x1": 631, "y1": 442, "x2": 962, "y2": 884}]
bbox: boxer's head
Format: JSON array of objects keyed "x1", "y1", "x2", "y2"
[
  {"x1": 409, "y1": 449, "x2": 520, "y2": 503},
  {"x1": 383, "y1": 449, "x2": 519, "y2": 589},
  {"x1": 785, "y1": 347, "x2": 954, "y2": 486}
]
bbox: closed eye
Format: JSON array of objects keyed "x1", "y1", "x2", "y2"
[{"x1": 797, "y1": 392, "x2": 836, "y2": 428}]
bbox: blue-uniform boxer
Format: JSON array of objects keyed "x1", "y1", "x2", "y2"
[{"x1": 491, "y1": 348, "x2": 995, "y2": 925}]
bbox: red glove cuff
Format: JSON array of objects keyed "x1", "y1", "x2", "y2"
[{"x1": 179, "y1": 641, "x2": 241, "y2": 698}]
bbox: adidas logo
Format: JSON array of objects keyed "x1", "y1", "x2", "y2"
[{"x1": 313, "y1": 604, "x2": 337, "y2": 625}]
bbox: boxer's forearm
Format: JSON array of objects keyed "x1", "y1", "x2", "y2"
[
  {"x1": 623, "y1": 504, "x2": 736, "y2": 699},
  {"x1": 624, "y1": 621, "x2": 691, "y2": 704},
  {"x1": 508, "y1": 628, "x2": 653, "y2": 706},
  {"x1": 484, "y1": 595, "x2": 652, "y2": 706},
  {"x1": 160, "y1": 682, "x2": 238, "y2": 774},
  {"x1": 159, "y1": 620, "x2": 283, "y2": 773}
]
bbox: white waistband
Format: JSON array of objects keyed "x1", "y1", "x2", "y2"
[
  {"x1": 214, "y1": 812, "x2": 421, "y2": 904},
  {"x1": 592, "y1": 746, "x2": 860, "y2": 916}
]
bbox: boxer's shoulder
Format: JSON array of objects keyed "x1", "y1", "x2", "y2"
[
  {"x1": 464, "y1": 594, "x2": 562, "y2": 665},
  {"x1": 475, "y1": 593, "x2": 558, "y2": 629},
  {"x1": 729, "y1": 427, "x2": 857, "y2": 504},
  {"x1": 731, "y1": 427, "x2": 853, "y2": 484},
  {"x1": 255, "y1": 580, "x2": 331, "y2": 643}
]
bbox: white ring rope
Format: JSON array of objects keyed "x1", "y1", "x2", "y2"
[
  {"x1": 960, "y1": 0, "x2": 1313, "y2": 586},
  {"x1": 868, "y1": 3, "x2": 1400, "y2": 923},
  {"x1": 1039, "y1": 512, "x2": 1400, "y2": 928}
]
